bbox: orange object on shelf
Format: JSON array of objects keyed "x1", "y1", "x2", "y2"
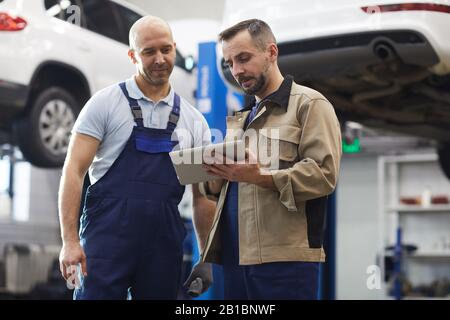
[{"x1": 400, "y1": 197, "x2": 421, "y2": 205}]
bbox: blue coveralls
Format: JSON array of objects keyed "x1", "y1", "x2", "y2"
[
  {"x1": 220, "y1": 104, "x2": 320, "y2": 300},
  {"x1": 75, "y1": 82, "x2": 186, "y2": 300}
]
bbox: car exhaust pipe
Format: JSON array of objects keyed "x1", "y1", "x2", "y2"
[{"x1": 373, "y1": 42, "x2": 396, "y2": 61}]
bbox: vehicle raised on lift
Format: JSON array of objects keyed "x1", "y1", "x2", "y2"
[{"x1": 219, "y1": 0, "x2": 450, "y2": 178}]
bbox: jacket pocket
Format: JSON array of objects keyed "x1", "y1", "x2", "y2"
[
  {"x1": 258, "y1": 126, "x2": 301, "y2": 169},
  {"x1": 258, "y1": 186, "x2": 308, "y2": 246}
]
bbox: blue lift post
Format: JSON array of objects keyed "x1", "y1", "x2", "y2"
[
  {"x1": 196, "y1": 42, "x2": 228, "y2": 136},
  {"x1": 393, "y1": 227, "x2": 403, "y2": 300}
]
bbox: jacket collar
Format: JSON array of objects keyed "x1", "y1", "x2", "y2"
[{"x1": 240, "y1": 74, "x2": 293, "y2": 112}]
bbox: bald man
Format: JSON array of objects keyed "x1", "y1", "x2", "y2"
[{"x1": 58, "y1": 16, "x2": 215, "y2": 300}]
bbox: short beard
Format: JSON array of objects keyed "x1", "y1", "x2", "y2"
[
  {"x1": 140, "y1": 66, "x2": 171, "y2": 86},
  {"x1": 241, "y1": 73, "x2": 266, "y2": 96}
]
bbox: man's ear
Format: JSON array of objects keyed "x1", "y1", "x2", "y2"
[
  {"x1": 268, "y1": 43, "x2": 278, "y2": 62},
  {"x1": 128, "y1": 49, "x2": 137, "y2": 64}
]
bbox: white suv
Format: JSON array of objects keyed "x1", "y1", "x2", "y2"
[
  {"x1": 0, "y1": 0, "x2": 196, "y2": 167},
  {"x1": 219, "y1": 0, "x2": 450, "y2": 178}
]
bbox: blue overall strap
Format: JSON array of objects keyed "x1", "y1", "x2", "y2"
[
  {"x1": 119, "y1": 82, "x2": 144, "y2": 127},
  {"x1": 166, "y1": 93, "x2": 181, "y2": 131}
]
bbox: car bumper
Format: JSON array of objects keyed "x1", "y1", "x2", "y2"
[
  {"x1": 221, "y1": 29, "x2": 440, "y2": 87},
  {"x1": 277, "y1": 29, "x2": 440, "y2": 81}
]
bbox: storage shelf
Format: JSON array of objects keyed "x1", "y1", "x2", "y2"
[
  {"x1": 379, "y1": 154, "x2": 450, "y2": 300},
  {"x1": 403, "y1": 296, "x2": 450, "y2": 300},
  {"x1": 408, "y1": 251, "x2": 450, "y2": 259},
  {"x1": 387, "y1": 205, "x2": 450, "y2": 213}
]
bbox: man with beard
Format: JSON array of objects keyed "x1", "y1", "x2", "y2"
[
  {"x1": 58, "y1": 16, "x2": 215, "y2": 299},
  {"x1": 184, "y1": 19, "x2": 342, "y2": 299}
]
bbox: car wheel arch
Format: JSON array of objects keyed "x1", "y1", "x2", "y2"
[
  {"x1": 12, "y1": 61, "x2": 92, "y2": 167},
  {"x1": 26, "y1": 60, "x2": 91, "y2": 111}
]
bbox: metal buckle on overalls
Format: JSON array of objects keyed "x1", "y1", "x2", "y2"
[
  {"x1": 132, "y1": 108, "x2": 143, "y2": 119},
  {"x1": 168, "y1": 113, "x2": 179, "y2": 125}
]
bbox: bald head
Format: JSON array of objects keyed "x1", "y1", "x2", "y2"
[
  {"x1": 129, "y1": 15, "x2": 174, "y2": 51},
  {"x1": 128, "y1": 15, "x2": 177, "y2": 88}
]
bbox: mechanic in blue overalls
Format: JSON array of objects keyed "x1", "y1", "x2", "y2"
[
  {"x1": 57, "y1": 16, "x2": 214, "y2": 299},
  {"x1": 186, "y1": 19, "x2": 342, "y2": 299}
]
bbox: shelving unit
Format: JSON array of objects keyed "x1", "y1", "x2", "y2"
[
  {"x1": 387, "y1": 205, "x2": 450, "y2": 213},
  {"x1": 378, "y1": 153, "x2": 450, "y2": 300},
  {"x1": 409, "y1": 252, "x2": 450, "y2": 259}
]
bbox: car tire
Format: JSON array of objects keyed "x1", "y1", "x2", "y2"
[
  {"x1": 14, "y1": 87, "x2": 80, "y2": 168},
  {"x1": 437, "y1": 144, "x2": 450, "y2": 180}
]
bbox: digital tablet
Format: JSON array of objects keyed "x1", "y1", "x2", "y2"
[{"x1": 169, "y1": 140, "x2": 245, "y2": 185}]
